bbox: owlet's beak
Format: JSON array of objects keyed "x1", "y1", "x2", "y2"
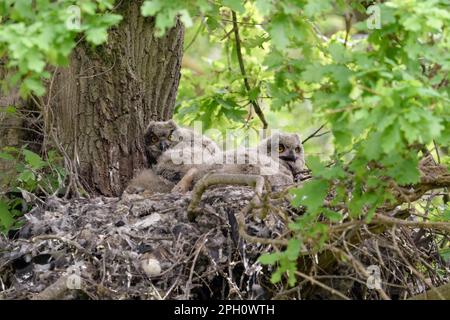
[
  {"x1": 280, "y1": 150, "x2": 297, "y2": 162},
  {"x1": 159, "y1": 141, "x2": 170, "y2": 151}
]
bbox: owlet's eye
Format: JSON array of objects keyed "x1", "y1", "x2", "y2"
[
  {"x1": 278, "y1": 145, "x2": 285, "y2": 153},
  {"x1": 168, "y1": 134, "x2": 174, "y2": 141},
  {"x1": 295, "y1": 147, "x2": 301, "y2": 153},
  {"x1": 151, "y1": 135, "x2": 159, "y2": 143}
]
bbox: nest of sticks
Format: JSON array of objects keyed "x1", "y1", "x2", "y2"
[{"x1": 0, "y1": 159, "x2": 449, "y2": 300}]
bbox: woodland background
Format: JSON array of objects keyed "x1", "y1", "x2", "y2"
[{"x1": 0, "y1": 0, "x2": 449, "y2": 299}]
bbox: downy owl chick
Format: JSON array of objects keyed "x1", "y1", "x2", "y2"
[
  {"x1": 144, "y1": 119, "x2": 219, "y2": 167},
  {"x1": 175, "y1": 132, "x2": 303, "y2": 191},
  {"x1": 218, "y1": 132, "x2": 304, "y2": 186},
  {"x1": 257, "y1": 132, "x2": 305, "y2": 178},
  {"x1": 124, "y1": 120, "x2": 220, "y2": 196},
  {"x1": 124, "y1": 169, "x2": 174, "y2": 196},
  {"x1": 145, "y1": 120, "x2": 220, "y2": 183}
]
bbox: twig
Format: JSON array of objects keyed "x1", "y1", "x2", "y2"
[
  {"x1": 372, "y1": 213, "x2": 450, "y2": 233},
  {"x1": 231, "y1": 10, "x2": 268, "y2": 129},
  {"x1": 389, "y1": 227, "x2": 445, "y2": 300},
  {"x1": 187, "y1": 173, "x2": 265, "y2": 221},
  {"x1": 32, "y1": 235, "x2": 89, "y2": 255},
  {"x1": 185, "y1": 18, "x2": 205, "y2": 51},
  {"x1": 295, "y1": 270, "x2": 350, "y2": 300},
  {"x1": 185, "y1": 234, "x2": 209, "y2": 299},
  {"x1": 330, "y1": 245, "x2": 391, "y2": 300},
  {"x1": 343, "y1": 13, "x2": 352, "y2": 47},
  {"x1": 236, "y1": 202, "x2": 289, "y2": 247},
  {"x1": 302, "y1": 124, "x2": 327, "y2": 144}
]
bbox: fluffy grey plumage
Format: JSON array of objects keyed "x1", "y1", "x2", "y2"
[
  {"x1": 125, "y1": 120, "x2": 220, "y2": 196},
  {"x1": 258, "y1": 132, "x2": 305, "y2": 176},
  {"x1": 126, "y1": 123, "x2": 305, "y2": 195},
  {"x1": 179, "y1": 132, "x2": 305, "y2": 189},
  {"x1": 143, "y1": 120, "x2": 219, "y2": 164},
  {"x1": 124, "y1": 169, "x2": 174, "y2": 196},
  {"x1": 147, "y1": 120, "x2": 220, "y2": 183}
]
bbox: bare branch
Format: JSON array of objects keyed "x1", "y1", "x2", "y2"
[{"x1": 231, "y1": 11, "x2": 268, "y2": 129}]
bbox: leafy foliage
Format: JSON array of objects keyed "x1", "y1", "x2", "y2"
[
  {"x1": 0, "y1": 0, "x2": 449, "y2": 287},
  {"x1": 0, "y1": 146, "x2": 65, "y2": 233},
  {"x1": 165, "y1": 0, "x2": 450, "y2": 285},
  {"x1": 0, "y1": 0, "x2": 121, "y2": 96}
]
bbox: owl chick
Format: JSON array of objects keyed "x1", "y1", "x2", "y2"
[
  {"x1": 124, "y1": 120, "x2": 220, "y2": 196},
  {"x1": 174, "y1": 132, "x2": 304, "y2": 192},
  {"x1": 143, "y1": 119, "x2": 220, "y2": 167},
  {"x1": 257, "y1": 132, "x2": 305, "y2": 177},
  {"x1": 124, "y1": 169, "x2": 174, "y2": 196},
  {"x1": 146, "y1": 120, "x2": 220, "y2": 183}
]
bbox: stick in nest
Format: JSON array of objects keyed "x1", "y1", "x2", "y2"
[{"x1": 187, "y1": 173, "x2": 265, "y2": 221}]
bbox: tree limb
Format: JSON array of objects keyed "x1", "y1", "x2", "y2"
[
  {"x1": 232, "y1": 10, "x2": 268, "y2": 129},
  {"x1": 187, "y1": 173, "x2": 265, "y2": 221}
]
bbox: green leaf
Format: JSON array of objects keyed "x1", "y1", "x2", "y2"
[
  {"x1": 86, "y1": 28, "x2": 108, "y2": 45},
  {"x1": 290, "y1": 179, "x2": 329, "y2": 212},
  {"x1": 141, "y1": 0, "x2": 163, "y2": 16},
  {"x1": 323, "y1": 209, "x2": 343, "y2": 222},
  {"x1": 328, "y1": 42, "x2": 351, "y2": 64},
  {"x1": 4, "y1": 105, "x2": 17, "y2": 114},
  {"x1": 258, "y1": 252, "x2": 280, "y2": 265},
  {"x1": 301, "y1": 64, "x2": 326, "y2": 82},
  {"x1": 269, "y1": 17, "x2": 289, "y2": 50},
  {"x1": 0, "y1": 152, "x2": 15, "y2": 161},
  {"x1": 381, "y1": 125, "x2": 401, "y2": 153},
  {"x1": 384, "y1": 153, "x2": 420, "y2": 185},
  {"x1": 439, "y1": 248, "x2": 450, "y2": 262},
  {"x1": 222, "y1": 0, "x2": 245, "y2": 13},
  {"x1": 18, "y1": 169, "x2": 35, "y2": 183},
  {"x1": 363, "y1": 132, "x2": 383, "y2": 160},
  {"x1": 271, "y1": 270, "x2": 282, "y2": 283},
  {"x1": 426, "y1": 17, "x2": 443, "y2": 30},
  {"x1": 179, "y1": 9, "x2": 193, "y2": 28},
  {"x1": 255, "y1": 0, "x2": 273, "y2": 16},
  {"x1": 206, "y1": 16, "x2": 220, "y2": 31},
  {"x1": 0, "y1": 200, "x2": 14, "y2": 231},
  {"x1": 23, "y1": 149, "x2": 46, "y2": 170},
  {"x1": 306, "y1": 156, "x2": 327, "y2": 177},
  {"x1": 307, "y1": 156, "x2": 345, "y2": 180},
  {"x1": 286, "y1": 239, "x2": 301, "y2": 260},
  {"x1": 304, "y1": 0, "x2": 332, "y2": 18},
  {"x1": 402, "y1": 16, "x2": 422, "y2": 31},
  {"x1": 22, "y1": 77, "x2": 45, "y2": 96},
  {"x1": 27, "y1": 52, "x2": 45, "y2": 73}
]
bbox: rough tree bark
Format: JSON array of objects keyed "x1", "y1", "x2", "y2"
[
  {"x1": 50, "y1": 1, "x2": 184, "y2": 196},
  {"x1": 0, "y1": 0, "x2": 185, "y2": 196}
]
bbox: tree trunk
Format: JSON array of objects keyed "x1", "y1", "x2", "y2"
[{"x1": 46, "y1": 1, "x2": 184, "y2": 196}]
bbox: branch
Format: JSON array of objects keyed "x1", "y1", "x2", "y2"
[
  {"x1": 302, "y1": 124, "x2": 327, "y2": 144},
  {"x1": 343, "y1": 13, "x2": 352, "y2": 47},
  {"x1": 231, "y1": 10, "x2": 268, "y2": 129},
  {"x1": 409, "y1": 282, "x2": 450, "y2": 300},
  {"x1": 295, "y1": 270, "x2": 350, "y2": 300},
  {"x1": 372, "y1": 213, "x2": 450, "y2": 233},
  {"x1": 187, "y1": 173, "x2": 265, "y2": 221},
  {"x1": 386, "y1": 161, "x2": 450, "y2": 209}
]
